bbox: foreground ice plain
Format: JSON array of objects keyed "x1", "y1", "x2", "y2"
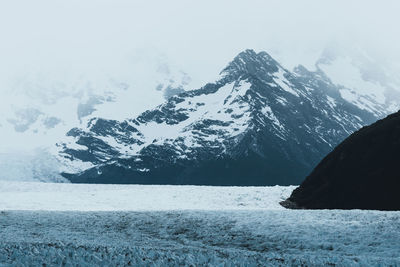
[{"x1": 0, "y1": 182, "x2": 399, "y2": 266}]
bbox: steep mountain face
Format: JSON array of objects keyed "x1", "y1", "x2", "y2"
[
  {"x1": 281, "y1": 110, "x2": 400, "y2": 210},
  {"x1": 56, "y1": 49, "x2": 378, "y2": 185}
]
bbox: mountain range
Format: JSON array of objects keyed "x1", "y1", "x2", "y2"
[{"x1": 56, "y1": 49, "x2": 387, "y2": 185}]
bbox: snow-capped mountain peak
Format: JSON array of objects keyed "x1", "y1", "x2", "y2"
[{"x1": 220, "y1": 49, "x2": 280, "y2": 79}]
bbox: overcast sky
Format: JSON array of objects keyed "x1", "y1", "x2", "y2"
[{"x1": 0, "y1": 0, "x2": 399, "y2": 89}]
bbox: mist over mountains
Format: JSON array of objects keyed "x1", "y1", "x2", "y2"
[
  {"x1": 1, "y1": 1, "x2": 400, "y2": 183},
  {"x1": 1, "y1": 3, "x2": 400, "y2": 266},
  {"x1": 1, "y1": 46, "x2": 399, "y2": 184}
]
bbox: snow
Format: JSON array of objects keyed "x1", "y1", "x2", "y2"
[
  {"x1": 137, "y1": 82, "x2": 240, "y2": 144},
  {"x1": 56, "y1": 80, "x2": 242, "y2": 167},
  {"x1": 61, "y1": 138, "x2": 89, "y2": 151},
  {"x1": 276, "y1": 96, "x2": 288, "y2": 106},
  {"x1": 273, "y1": 68, "x2": 300, "y2": 97},
  {"x1": 316, "y1": 55, "x2": 400, "y2": 116},
  {"x1": 320, "y1": 57, "x2": 387, "y2": 105},
  {"x1": 94, "y1": 81, "x2": 254, "y2": 160},
  {"x1": 326, "y1": 95, "x2": 337, "y2": 108},
  {"x1": 0, "y1": 150, "x2": 67, "y2": 183},
  {"x1": 0, "y1": 181, "x2": 399, "y2": 266},
  {"x1": 0, "y1": 181, "x2": 293, "y2": 211},
  {"x1": 0, "y1": 52, "x2": 200, "y2": 183},
  {"x1": 261, "y1": 106, "x2": 285, "y2": 133},
  {"x1": 0, "y1": 49, "x2": 200, "y2": 178}
]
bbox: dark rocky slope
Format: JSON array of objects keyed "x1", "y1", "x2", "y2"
[{"x1": 281, "y1": 110, "x2": 400, "y2": 210}]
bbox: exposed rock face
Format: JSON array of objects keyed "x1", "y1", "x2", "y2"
[
  {"x1": 57, "y1": 49, "x2": 378, "y2": 185},
  {"x1": 282, "y1": 111, "x2": 400, "y2": 210}
]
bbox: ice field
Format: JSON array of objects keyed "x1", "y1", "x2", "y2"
[{"x1": 0, "y1": 181, "x2": 399, "y2": 266}]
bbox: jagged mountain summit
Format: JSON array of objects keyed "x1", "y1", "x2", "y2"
[
  {"x1": 56, "y1": 49, "x2": 378, "y2": 185},
  {"x1": 281, "y1": 110, "x2": 400, "y2": 210}
]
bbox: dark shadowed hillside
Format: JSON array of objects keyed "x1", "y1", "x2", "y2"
[{"x1": 282, "y1": 110, "x2": 400, "y2": 210}]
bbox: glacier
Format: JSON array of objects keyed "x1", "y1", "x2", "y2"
[{"x1": 0, "y1": 181, "x2": 399, "y2": 266}]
